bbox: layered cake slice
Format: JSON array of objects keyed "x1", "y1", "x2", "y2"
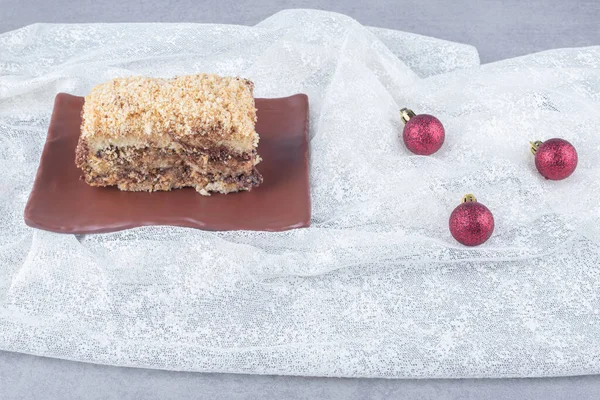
[{"x1": 75, "y1": 73, "x2": 262, "y2": 195}]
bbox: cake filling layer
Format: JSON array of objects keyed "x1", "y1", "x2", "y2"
[
  {"x1": 87, "y1": 166, "x2": 263, "y2": 194},
  {"x1": 76, "y1": 141, "x2": 262, "y2": 194}
]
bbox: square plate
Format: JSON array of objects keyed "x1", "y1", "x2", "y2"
[{"x1": 24, "y1": 93, "x2": 310, "y2": 233}]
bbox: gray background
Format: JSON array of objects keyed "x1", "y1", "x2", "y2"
[
  {"x1": 1, "y1": 0, "x2": 599, "y2": 398},
  {"x1": 1, "y1": 0, "x2": 599, "y2": 62}
]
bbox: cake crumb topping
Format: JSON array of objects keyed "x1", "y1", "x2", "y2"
[{"x1": 81, "y1": 74, "x2": 258, "y2": 150}]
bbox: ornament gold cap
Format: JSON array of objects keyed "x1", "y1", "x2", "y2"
[
  {"x1": 400, "y1": 108, "x2": 416, "y2": 124},
  {"x1": 530, "y1": 140, "x2": 543, "y2": 155},
  {"x1": 462, "y1": 194, "x2": 477, "y2": 203}
]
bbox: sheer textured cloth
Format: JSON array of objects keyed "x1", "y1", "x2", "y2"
[{"x1": 1, "y1": 10, "x2": 599, "y2": 378}]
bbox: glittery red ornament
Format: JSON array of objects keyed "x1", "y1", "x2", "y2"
[
  {"x1": 449, "y1": 194, "x2": 494, "y2": 246},
  {"x1": 530, "y1": 138, "x2": 578, "y2": 180},
  {"x1": 400, "y1": 108, "x2": 445, "y2": 155}
]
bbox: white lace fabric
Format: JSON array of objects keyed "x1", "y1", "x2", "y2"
[{"x1": 1, "y1": 10, "x2": 599, "y2": 378}]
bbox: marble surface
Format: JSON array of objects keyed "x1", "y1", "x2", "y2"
[
  {"x1": 1, "y1": 0, "x2": 599, "y2": 62},
  {"x1": 1, "y1": 0, "x2": 599, "y2": 398},
  {"x1": 3, "y1": 351, "x2": 600, "y2": 400}
]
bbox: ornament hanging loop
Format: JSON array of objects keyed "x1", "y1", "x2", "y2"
[
  {"x1": 462, "y1": 194, "x2": 477, "y2": 203},
  {"x1": 530, "y1": 140, "x2": 543, "y2": 155},
  {"x1": 400, "y1": 108, "x2": 416, "y2": 125}
]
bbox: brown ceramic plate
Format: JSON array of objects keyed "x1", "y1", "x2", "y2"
[{"x1": 24, "y1": 93, "x2": 310, "y2": 234}]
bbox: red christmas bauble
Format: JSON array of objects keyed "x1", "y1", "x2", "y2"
[
  {"x1": 449, "y1": 195, "x2": 494, "y2": 246},
  {"x1": 401, "y1": 111, "x2": 445, "y2": 155},
  {"x1": 533, "y1": 138, "x2": 578, "y2": 180}
]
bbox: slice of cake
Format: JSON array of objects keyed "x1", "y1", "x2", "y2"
[{"x1": 75, "y1": 73, "x2": 262, "y2": 195}]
